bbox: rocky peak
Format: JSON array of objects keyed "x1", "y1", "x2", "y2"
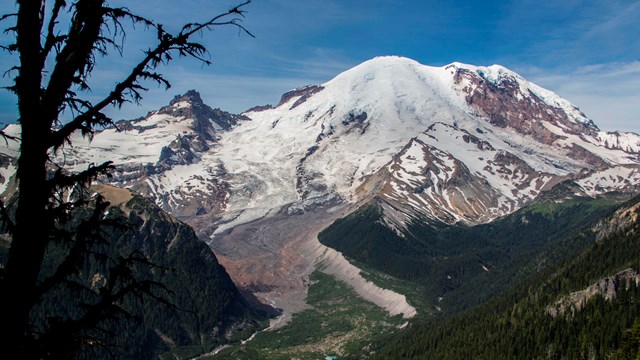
[
  {"x1": 157, "y1": 90, "x2": 249, "y2": 141},
  {"x1": 173, "y1": 89, "x2": 203, "y2": 104}
]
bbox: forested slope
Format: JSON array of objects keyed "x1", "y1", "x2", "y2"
[
  {"x1": 319, "y1": 196, "x2": 620, "y2": 314},
  {"x1": 371, "y1": 196, "x2": 640, "y2": 359}
]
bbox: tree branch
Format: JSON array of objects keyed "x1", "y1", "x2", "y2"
[
  {"x1": 47, "y1": 161, "x2": 114, "y2": 194},
  {"x1": 0, "y1": 129, "x2": 19, "y2": 144},
  {"x1": 40, "y1": 0, "x2": 107, "y2": 133},
  {"x1": 41, "y1": 0, "x2": 68, "y2": 65}
]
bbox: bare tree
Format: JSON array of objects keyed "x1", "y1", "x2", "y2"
[{"x1": 0, "y1": 0, "x2": 253, "y2": 357}]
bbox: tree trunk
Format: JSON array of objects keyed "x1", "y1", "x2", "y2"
[{"x1": 0, "y1": 0, "x2": 49, "y2": 356}]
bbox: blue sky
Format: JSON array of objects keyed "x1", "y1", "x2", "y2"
[{"x1": 1, "y1": 0, "x2": 638, "y2": 131}]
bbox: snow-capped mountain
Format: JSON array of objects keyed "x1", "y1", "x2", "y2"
[
  {"x1": 217, "y1": 56, "x2": 640, "y2": 229},
  {"x1": 2, "y1": 56, "x2": 640, "y2": 320},
  {"x1": 1, "y1": 90, "x2": 247, "y2": 223}
]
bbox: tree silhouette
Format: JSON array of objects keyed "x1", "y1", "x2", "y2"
[{"x1": 0, "y1": 0, "x2": 253, "y2": 357}]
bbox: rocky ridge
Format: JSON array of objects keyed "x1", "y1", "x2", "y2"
[{"x1": 548, "y1": 268, "x2": 640, "y2": 317}]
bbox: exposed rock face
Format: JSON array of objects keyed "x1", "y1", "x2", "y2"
[
  {"x1": 548, "y1": 268, "x2": 640, "y2": 317},
  {"x1": 592, "y1": 200, "x2": 640, "y2": 242},
  {"x1": 376, "y1": 136, "x2": 505, "y2": 224},
  {"x1": 462, "y1": 132, "x2": 495, "y2": 151},
  {"x1": 118, "y1": 160, "x2": 231, "y2": 228},
  {"x1": 0, "y1": 153, "x2": 16, "y2": 194},
  {"x1": 277, "y1": 85, "x2": 324, "y2": 109},
  {"x1": 565, "y1": 144, "x2": 610, "y2": 170},
  {"x1": 158, "y1": 134, "x2": 209, "y2": 167},
  {"x1": 158, "y1": 90, "x2": 249, "y2": 139},
  {"x1": 245, "y1": 104, "x2": 274, "y2": 113},
  {"x1": 452, "y1": 66, "x2": 595, "y2": 145},
  {"x1": 597, "y1": 131, "x2": 640, "y2": 153}
]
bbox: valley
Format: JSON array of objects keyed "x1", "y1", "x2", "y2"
[
  {"x1": 210, "y1": 200, "x2": 415, "y2": 327},
  {"x1": 210, "y1": 271, "x2": 406, "y2": 360}
]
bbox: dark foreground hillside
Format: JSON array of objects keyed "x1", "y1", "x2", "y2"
[{"x1": 0, "y1": 185, "x2": 267, "y2": 359}]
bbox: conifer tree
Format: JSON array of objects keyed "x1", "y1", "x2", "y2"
[{"x1": 0, "y1": 1, "x2": 253, "y2": 357}]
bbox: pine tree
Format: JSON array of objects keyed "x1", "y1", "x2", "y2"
[{"x1": 0, "y1": 1, "x2": 253, "y2": 357}]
